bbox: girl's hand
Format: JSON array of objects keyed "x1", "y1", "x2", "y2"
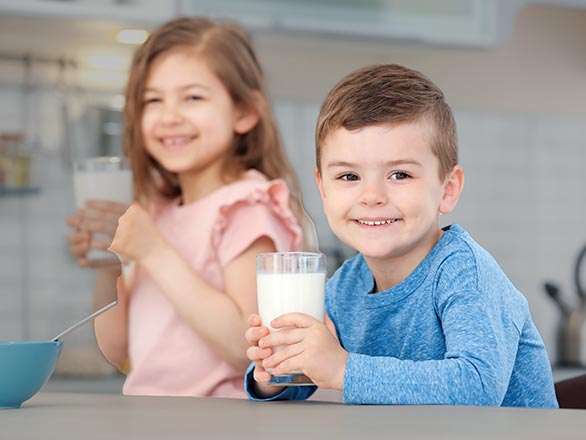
[
  {"x1": 66, "y1": 211, "x2": 92, "y2": 267},
  {"x1": 259, "y1": 313, "x2": 348, "y2": 390},
  {"x1": 108, "y1": 203, "x2": 169, "y2": 264},
  {"x1": 66, "y1": 200, "x2": 128, "y2": 268},
  {"x1": 245, "y1": 314, "x2": 284, "y2": 397}
]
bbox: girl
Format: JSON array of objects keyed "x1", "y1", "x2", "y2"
[{"x1": 67, "y1": 17, "x2": 313, "y2": 398}]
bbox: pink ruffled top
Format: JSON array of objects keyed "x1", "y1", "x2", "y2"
[{"x1": 123, "y1": 170, "x2": 302, "y2": 398}]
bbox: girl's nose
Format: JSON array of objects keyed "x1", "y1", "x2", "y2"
[
  {"x1": 160, "y1": 103, "x2": 184, "y2": 125},
  {"x1": 359, "y1": 182, "x2": 388, "y2": 206}
]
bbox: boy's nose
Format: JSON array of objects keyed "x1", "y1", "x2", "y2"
[{"x1": 359, "y1": 183, "x2": 388, "y2": 206}]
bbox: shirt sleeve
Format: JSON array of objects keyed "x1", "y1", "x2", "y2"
[
  {"x1": 244, "y1": 363, "x2": 317, "y2": 401},
  {"x1": 213, "y1": 179, "x2": 303, "y2": 267},
  {"x1": 343, "y1": 288, "x2": 520, "y2": 405}
]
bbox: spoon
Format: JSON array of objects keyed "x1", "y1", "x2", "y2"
[{"x1": 51, "y1": 300, "x2": 118, "y2": 342}]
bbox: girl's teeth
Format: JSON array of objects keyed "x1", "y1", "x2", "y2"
[{"x1": 162, "y1": 137, "x2": 190, "y2": 145}]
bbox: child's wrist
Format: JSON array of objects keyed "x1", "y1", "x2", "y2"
[
  {"x1": 140, "y1": 241, "x2": 175, "y2": 272},
  {"x1": 252, "y1": 380, "x2": 284, "y2": 399}
]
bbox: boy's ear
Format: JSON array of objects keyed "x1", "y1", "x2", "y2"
[
  {"x1": 314, "y1": 167, "x2": 326, "y2": 200},
  {"x1": 234, "y1": 91, "x2": 262, "y2": 135},
  {"x1": 439, "y1": 165, "x2": 464, "y2": 215}
]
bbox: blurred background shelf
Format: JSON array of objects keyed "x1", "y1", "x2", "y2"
[{"x1": 0, "y1": 186, "x2": 40, "y2": 196}]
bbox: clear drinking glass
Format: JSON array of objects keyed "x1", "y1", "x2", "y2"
[
  {"x1": 72, "y1": 156, "x2": 132, "y2": 263},
  {"x1": 256, "y1": 252, "x2": 326, "y2": 386}
]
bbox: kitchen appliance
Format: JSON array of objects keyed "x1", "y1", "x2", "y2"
[{"x1": 544, "y1": 242, "x2": 586, "y2": 367}]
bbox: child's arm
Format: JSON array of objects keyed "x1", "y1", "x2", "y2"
[
  {"x1": 109, "y1": 204, "x2": 273, "y2": 371},
  {"x1": 265, "y1": 291, "x2": 520, "y2": 405},
  {"x1": 67, "y1": 202, "x2": 130, "y2": 369},
  {"x1": 93, "y1": 270, "x2": 129, "y2": 369},
  {"x1": 339, "y1": 290, "x2": 518, "y2": 405}
]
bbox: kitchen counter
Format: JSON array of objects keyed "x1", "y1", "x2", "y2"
[{"x1": 1, "y1": 392, "x2": 585, "y2": 439}]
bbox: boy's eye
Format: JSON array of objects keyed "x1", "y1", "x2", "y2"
[
  {"x1": 390, "y1": 171, "x2": 410, "y2": 180},
  {"x1": 338, "y1": 173, "x2": 359, "y2": 182},
  {"x1": 186, "y1": 95, "x2": 202, "y2": 102}
]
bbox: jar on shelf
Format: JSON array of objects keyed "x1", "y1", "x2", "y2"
[{"x1": 0, "y1": 132, "x2": 31, "y2": 189}]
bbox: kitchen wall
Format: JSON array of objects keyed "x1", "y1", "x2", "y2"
[{"x1": 0, "y1": 3, "x2": 585, "y2": 371}]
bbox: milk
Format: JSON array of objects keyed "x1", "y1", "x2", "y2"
[
  {"x1": 257, "y1": 272, "x2": 326, "y2": 331},
  {"x1": 73, "y1": 169, "x2": 132, "y2": 209},
  {"x1": 73, "y1": 163, "x2": 132, "y2": 262}
]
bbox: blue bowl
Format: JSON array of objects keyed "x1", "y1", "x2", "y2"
[{"x1": 0, "y1": 341, "x2": 63, "y2": 409}]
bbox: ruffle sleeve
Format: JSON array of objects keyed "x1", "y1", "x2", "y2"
[{"x1": 211, "y1": 178, "x2": 303, "y2": 267}]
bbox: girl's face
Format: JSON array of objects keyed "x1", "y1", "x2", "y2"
[
  {"x1": 141, "y1": 49, "x2": 254, "y2": 185},
  {"x1": 315, "y1": 122, "x2": 462, "y2": 285}
]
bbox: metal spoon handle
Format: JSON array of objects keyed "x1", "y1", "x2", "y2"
[{"x1": 51, "y1": 300, "x2": 118, "y2": 342}]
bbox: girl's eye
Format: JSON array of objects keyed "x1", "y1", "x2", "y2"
[
  {"x1": 339, "y1": 173, "x2": 359, "y2": 182},
  {"x1": 186, "y1": 95, "x2": 202, "y2": 102},
  {"x1": 143, "y1": 97, "x2": 161, "y2": 105},
  {"x1": 390, "y1": 171, "x2": 410, "y2": 180}
]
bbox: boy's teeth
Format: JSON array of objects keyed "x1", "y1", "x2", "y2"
[{"x1": 358, "y1": 219, "x2": 396, "y2": 226}]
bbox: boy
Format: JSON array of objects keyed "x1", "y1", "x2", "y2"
[{"x1": 244, "y1": 64, "x2": 558, "y2": 407}]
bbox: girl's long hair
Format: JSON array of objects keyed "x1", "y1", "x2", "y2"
[{"x1": 124, "y1": 17, "x2": 314, "y2": 248}]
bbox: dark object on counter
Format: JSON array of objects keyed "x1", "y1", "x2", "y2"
[
  {"x1": 555, "y1": 374, "x2": 586, "y2": 409},
  {"x1": 545, "y1": 242, "x2": 586, "y2": 367}
]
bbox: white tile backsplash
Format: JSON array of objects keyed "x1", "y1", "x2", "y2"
[{"x1": 1, "y1": 91, "x2": 585, "y2": 369}]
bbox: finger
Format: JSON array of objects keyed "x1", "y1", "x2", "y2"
[
  {"x1": 245, "y1": 325, "x2": 269, "y2": 344},
  {"x1": 81, "y1": 218, "x2": 118, "y2": 236},
  {"x1": 66, "y1": 212, "x2": 83, "y2": 228},
  {"x1": 68, "y1": 229, "x2": 91, "y2": 245},
  {"x1": 264, "y1": 344, "x2": 305, "y2": 372},
  {"x1": 271, "y1": 356, "x2": 304, "y2": 377},
  {"x1": 70, "y1": 242, "x2": 89, "y2": 257},
  {"x1": 259, "y1": 327, "x2": 305, "y2": 349},
  {"x1": 271, "y1": 312, "x2": 319, "y2": 329},
  {"x1": 253, "y1": 363, "x2": 271, "y2": 383},
  {"x1": 248, "y1": 314, "x2": 262, "y2": 327},
  {"x1": 246, "y1": 345, "x2": 272, "y2": 362}
]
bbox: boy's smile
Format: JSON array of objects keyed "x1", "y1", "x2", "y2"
[{"x1": 315, "y1": 121, "x2": 463, "y2": 289}]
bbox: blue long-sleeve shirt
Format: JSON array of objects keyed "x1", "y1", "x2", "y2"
[{"x1": 246, "y1": 224, "x2": 558, "y2": 407}]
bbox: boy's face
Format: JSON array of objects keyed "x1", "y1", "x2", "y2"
[{"x1": 315, "y1": 121, "x2": 462, "y2": 278}]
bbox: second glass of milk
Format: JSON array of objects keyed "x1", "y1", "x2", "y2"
[
  {"x1": 73, "y1": 156, "x2": 132, "y2": 263},
  {"x1": 256, "y1": 252, "x2": 326, "y2": 386}
]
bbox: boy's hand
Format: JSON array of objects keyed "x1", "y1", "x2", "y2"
[
  {"x1": 259, "y1": 313, "x2": 348, "y2": 390},
  {"x1": 245, "y1": 314, "x2": 284, "y2": 397}
]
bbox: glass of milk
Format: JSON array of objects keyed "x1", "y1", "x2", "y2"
[
  {"x1": 256, "y1": 252, "x2": 326, "y2": 386},
  {"x1": 73, "y1": 156, "x2": 132, "y2": 263}
]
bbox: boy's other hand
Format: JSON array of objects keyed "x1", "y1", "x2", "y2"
[
  {"x1": 245, "y1": 314, "x2": 284, "y2": 397},
  {"x1": 260, "y1": 313, "x2": 348, "y2": 390}
]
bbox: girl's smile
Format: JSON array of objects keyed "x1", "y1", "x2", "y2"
[{"x1": 158, "y1": 134, "x2": 197, "y2": 152}]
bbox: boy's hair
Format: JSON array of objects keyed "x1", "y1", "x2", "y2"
[
  {"x1": 124, "y1": 17, "x2": 303, "y2": 221},
  {"x1": 316, "y1": 64, "x2": 458, "y2": 180}
]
